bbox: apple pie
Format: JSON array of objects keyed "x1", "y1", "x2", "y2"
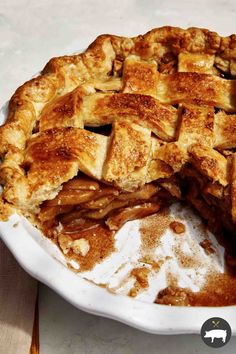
[{"x1": 0, "y1": 26, "x2": 235, "y2": 267}]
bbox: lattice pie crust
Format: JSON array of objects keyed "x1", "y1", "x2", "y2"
[{"x1": 0, "y1": 27, "x2": 236, "y2": 259}]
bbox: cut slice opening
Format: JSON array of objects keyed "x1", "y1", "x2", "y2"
[{"x1": 38, "y1": 170, "x2": 235, "y2": 260}]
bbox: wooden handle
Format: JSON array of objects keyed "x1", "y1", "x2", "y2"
[
  {"x1": 30, "y1": 297, "x2": 39, "y2": 354},
  {"x1": 0, "y1": 240, "x2": 38, "y2": 354}
]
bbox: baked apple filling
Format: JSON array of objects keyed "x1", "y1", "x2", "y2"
[
  {"x1": 38, "y1": 174, "x2": 163, "y2": 238},
  {"x1": 38, "y1": 167, "x2": 235, "y2": 246}
]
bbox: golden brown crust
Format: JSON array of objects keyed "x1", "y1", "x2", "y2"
[
  {"x1": 0, "y1": 26, "x2": 236, "y2": 227},
  {"x1": 156, "y1": 73, "x2": 236, "y2": 111},
  {"x1": 214, "y1": 111, "x2": 236, "y2": 149},
  {"x1": 178, "y1": 104, "x2": 214, "y2": 148},
  {"x1": 2, "y1": 128, "x2": 109, "y2": 211},
  {"x1": 103, "y1": 120, "x2": 152, "y2": 190},
  {"x1": 232, "y1": 154, "x2": 236, "y2": 223},
  {"x1": 178, "y1": 53, "x2": 215, "y2": 73},
  {"x1": 83, "y1": 93, "x2": 178, "y2": 140},
  {"x1": 156, "y1": 143, "x2": 188, "y2": 173},
  {"x1": 122, "y1": 55, "x2": 158, "y2": 96},
  {"x1": 39, "y1": 86, "x2": 86, "y2": 131},
  {"x1": 188, "y1": 144, "x2": 228, "y2": 186}
]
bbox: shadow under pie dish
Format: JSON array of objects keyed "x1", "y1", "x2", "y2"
[{"x1": 0, "y1": 26, "x2": 236, "y2": 307}]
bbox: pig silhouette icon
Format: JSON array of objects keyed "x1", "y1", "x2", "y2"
[{"x1": 204, "y1": 329, "x2": 227, "y2": 343}]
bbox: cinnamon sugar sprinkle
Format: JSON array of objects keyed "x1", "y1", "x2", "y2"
[
  {"x1": 139, "y1": 208, "x2": 172, "y2": 252},
  {"x1": 64, "y1": 224, "x2": 115, "y2": 272},
  {"x1": 172, "y1": 242, "x2": 203, "y2": 269},
  {"x1": 156, "y1": 271, "x2": 236, "y2": 307},
  {"x1": 192, "y1": 272, "x2": 236, "y2": 306}
]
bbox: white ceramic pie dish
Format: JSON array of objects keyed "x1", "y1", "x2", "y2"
[
  {"x1": 1, "y1": 77, "x2": 236, "y2": 335},
  {"x1": 1, "y1": 213, "x2": 236, "y2": 335}
]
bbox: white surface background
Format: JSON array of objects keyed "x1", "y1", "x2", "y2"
[{"x1": 1, "y1": 0, "x2": 236, "y2": 352}]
